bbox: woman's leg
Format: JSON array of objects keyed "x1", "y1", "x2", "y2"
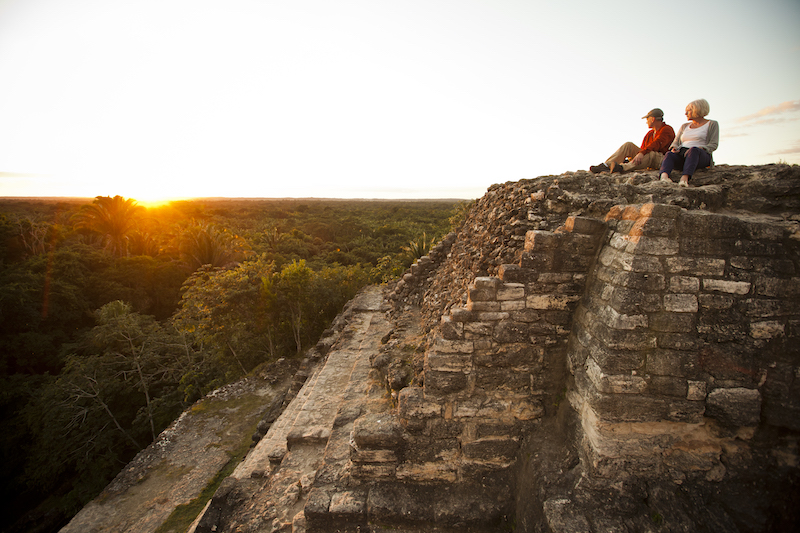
[
  {"x1": 659, "y1": 151, "x2": 682, "y2": 182},
  {"x1": 682, "y1": 147, "x2": 712, "y2": 178}
]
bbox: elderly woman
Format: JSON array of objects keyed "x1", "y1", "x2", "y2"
[{"x1": 659, "y1": 99, "x2": 719, "y2": 187}]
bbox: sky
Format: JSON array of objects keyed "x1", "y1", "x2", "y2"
[{"x1": 0, "y1": 0, "x2": 798, "y2": 202}]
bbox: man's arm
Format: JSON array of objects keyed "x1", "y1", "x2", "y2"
[{"x1": 640, "y1": 125, "x2": 675, "y2": 155}]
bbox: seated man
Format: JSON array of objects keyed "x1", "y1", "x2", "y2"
[{"x1": 590, "y1": 108, "x2": 675, "y2": 174}]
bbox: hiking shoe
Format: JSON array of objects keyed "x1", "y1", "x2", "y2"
[
  {"x1": 590, "y1": 163, "x2": 609, "y2": 173},
  {"x1": 611, "y1": 164, "x2": 624, "y2": 174}
]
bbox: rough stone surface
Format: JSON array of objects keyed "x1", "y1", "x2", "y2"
[{"x1": 64, "y1": 165, "x2": 800, "y2": 533}]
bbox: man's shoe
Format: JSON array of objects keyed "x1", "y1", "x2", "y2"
[
  {"x1": 590, "y1": 163, "x2": 609, "y2": 173},
  {"x1": 611, "y1": 164, "x2": 625, "y2": 174}
]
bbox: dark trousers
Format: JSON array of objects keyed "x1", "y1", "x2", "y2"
[{"x1": 659, "y1": 147, "x2": 712, "y2": 178}]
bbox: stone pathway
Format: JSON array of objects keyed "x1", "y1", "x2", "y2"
[{"x1": 190, "y1": 285, "x2": 392, "y2": 533}]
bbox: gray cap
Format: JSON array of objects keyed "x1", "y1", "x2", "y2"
[{"x1": 642, "y1": 108, "x2": 664, "y2": 119}]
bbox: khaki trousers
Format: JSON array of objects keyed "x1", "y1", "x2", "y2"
[{"x1": 605, "y1": 142, "x2": 664, "y2": 171}]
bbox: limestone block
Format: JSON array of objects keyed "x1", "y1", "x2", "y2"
[
  {"x1": 394, "y1": 462, "x2": 458, "y2": 483},
  {"x1": 703, "y1": 279, "x2": 752, "y2": 295},
  {"x1": 687, "y1": 380, "x2": 707, "y2": 400},
  {"x1": 756, "y1": 276, "x2": 800, "y2": 298},
  {"x1": 500, "y1": 300, "x2": 526, "y2": 311},
  {"x1": 680, "y1": 211, "x2": 743, "y2": 239},
  {"x1": 606, "y1": 285, "x2": 663, "y2": 314},
  {"x1": 629, "y1": 215, "x2": 676, "y2": 237},
  {"x1": 526, "y1": 294, "x2": 580, "y2": 310},
  {"x1": 646, "y1": 349, "x2": 689, "y2": 377},
  {"x1": 498, "y1": 263, "x2": 539, "y2": 283},
  {"x1": 586, "y1": 358, "x2": 647, "y2": 394},
  {"x1": 351, "y1": 449, "x2": 397, "y2": 464},
  {"x1": 520, "y1": 251, "x2": 554, "y2": 271},
  {"x1": 328, "y1": 491, "x2": 367, "y2": 518},
  {"x1": 669, "y1": 275, "x2": 700, "y2": 293},
  {"x1": 666, "y1": 257, "x2": 725, "y2": 276},
  {"x1": 624, "y1": 235, "x2": 680, "y2": 256},
  {"x1": 475, "y1": 366, "x2": 531, "y2": 391},
  {"x1": 639, "y1": 203, "x2": 682, "y2": 219},
  {"x1": 463, "y1": 321, "x2": 493, "y2": 336},
  {"x1": 493, "y1": 320, "x2": 530, "y2": 343},
  {"x1": 468, "y1": 288, "x2": 498, "y2": 303},
  {"x1": 473, "y1": 276, "x2": 503, "y2": 291},
  {"x1": 425, "y1": 370, "x2": 468, "y2": 394},
  {"x1": 706, "y1": 387, "x2": 762, "y2": 427},
  {"x1": 650, "y1": 312, "x2": 695, "y2": 333},
  {"x1": 439, "y1": 316, "x2": 463, "y2": 340},
  {"x1": 730, "y1": 256, "x2": 796, "y2": 274},
  {"x1": 664, "y1": 294, "x2": 698, "y2": 313},
  {"x1": 699, "y1": 293, "x2": 735, "y2": 310},
  {"x1": 681, "y1": 237, "x2": 737, "y2": 256},
  {"x1": 466, "y1": 300, "x2": 500, "y2": 312},
  {"x1": 450, "y1": 307, "x2": 474, "y2": 322},
  {"x1": 524, "y1": 230, "x2": 561, "y2": 251},
  {"x1": 427, "y1": 352, "x2": 471, "y2": 373},
  {"x1": 475, "y1": 311, "x2": 510, "y2": 321},
  {"x1": 431, "y1": 337, "x2": 474, "y2": 354},
  {"x1": 750, "y1": 320, "x2": 785, "y2": 339},
  {"x1": 564, "y1": 215, "x2": 606, "y2": 235},
  {"x1": 595, "y1": 305, "x2": 648, "y2": 330},
  {"x1": 538, "y1": 272, "x2": 575, "y2": 283},
  {"x1": 496, "y1": 284, "x2": 525, "y2": 300},
  {"x1": 352, "y1": 413, "x2": 404, "y2": 449},
  {"x1": 743, "y1": 298, "x2": 797, "y2": 318},
  {"x1": 398, "y1": 388, "x2": 441, "y2": 420}
]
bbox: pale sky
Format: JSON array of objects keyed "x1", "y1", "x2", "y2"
[{"x1": 1, "y1": 0, "x2": 798, "y2": 202}]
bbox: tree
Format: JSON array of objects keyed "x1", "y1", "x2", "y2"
[
  {"x1": 73, "y1": 196, "x2": 144, "y2": 257},
  {"x1": 178, "y1": 222, "x2": 251, "y2": 271}
]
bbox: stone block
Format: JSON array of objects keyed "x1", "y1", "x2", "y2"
[
  {"x1": 394, "y1": 463, "x2": 458, "y2": 483},
  {"x1": 630, "y1": 216, "x2": 676, "y2": 237},
  {"x1": 703, "y1": 279, "x2": 752, "y2": 295},
  {"x1": 524, "y1": 230, "x2": 561, "y2": 251},
  {"x1": 440, "y1": 316, "x2": 463, "y2": 340},
  {"x1": 699, "y1": 293, "x2": 735, "y2": 310},
  {"x1": 664, "y1": 294, "x2": 698, "y2": 313},
  {"x1": 425, "y1": 370, "x2": 468, "y2": 395},
  {"x1": 498, "y1": 263, "x2": 539, "y2": 283},
  {"x1": 526, "y1": 294, "x2": 580, "y2": 310},
  {"x1": 669, "y1": 275, "x2": 700, "y2": 293},
  {"x1": 607, "y1": 285, "x2": 663, "y2": 315},
  {"x1": 756, "y1": 276, "x2": 800, "y2": 298},
  {"x1": 500, "y1": 300, "x2": 526, "y2": 311},
  {"x1": 687, "y1": 380, "x2": 707, "y2": 400},
  {"x1": 706, "y1": 387, "x2": 762, "y2": 427},
  {"x1": 427, "y1": 352, "x2": 471, "y2": 373},
  {"x1": 466, "y1": 300, "x2": 501, "y2": 312},
  {"x1": 449, "y1": 307, "x2": 474, "y2": 322},
  {"x1": 398, "y1": 388, "x2": 441, "y2": 420},
  {"x1": 468, "y1": 287, "x2": 497, "y2": 303},
  {"x1": 640, "y1": 203, "x2": 682, "y2": 219},
  {"x1": 750, "y1": 320, "x2": 785, "y2": 339},
  {"x1": 587, "y1": 358, "x2": 647, "y2": 394},
  {"x1": 730, "y1": 256, "x2": 795, "y2": 275},
  {"x1": 564, "y1": 215, "x2": 606, "y2": 235},
  {"x1": 475, "y1": 311, "x2": 510, "y2": 321},
  {"x1": 520, "y1": 251, "x2": 555, "y2": 271},
  {"x1": 647, "y1": 376, "x2": 688, "y2": 397},
  {"x1": 625, "y1": 235, "x2": 680, "y2": 256},
  {"x1": 352, "y1": 414, "x2": 403, "y2": 449},
  {"x1": 649, "y1": 312, "x2": 695, "y2": 333},
  {"x1": 743, "y1": 298, "x2": 797, "y2": 318},
  {"x1": 665, "y1": 257, "x2": 726, "y2": 276},
  {"x1": 351, "y1": 449, "x2": 398, "y2": 464},
  {"x1": 681, "y1": 237, "x2": 737, "y2": 256},
  {"x1": 431, "y1": 337, "x2": 474, "y2": 354},
  {"x1": 475, "y1": 367, "x2": 531, "y2": 391},
  {"x1": 646, "y1": 349, "x2": 690, "y2": 377},
  {"x1": 474, "y1": 276, "x2": 503, "y2": 291},
  {"x1": 680, "y1": 211, "x2": 743, "y2": 239},
  {"x1": 595, "y1": 305, "x2": 648, "y2": 330},
  {"x1": 497, "y1": 284, "x2": 525, "y2": 300},
  {"x1": 493, "y1": 320, "x2": 530, "y2": 343}
]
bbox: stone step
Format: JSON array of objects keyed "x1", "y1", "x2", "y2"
[{"x1": 231, "y1": 286, "x2": 388, "y2": 480}]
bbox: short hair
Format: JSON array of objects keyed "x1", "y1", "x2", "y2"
[{"x1": 687, "y1": 99, "x2": 710, "y2": 118}]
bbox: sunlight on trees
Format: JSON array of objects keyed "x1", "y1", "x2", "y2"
[{"x1": 74, "y1": 196, "x2": 145, "y2": 257}]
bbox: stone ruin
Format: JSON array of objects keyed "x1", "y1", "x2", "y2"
[{"x1": 63, "y1": 164, "x2": 800, "y2": 533}]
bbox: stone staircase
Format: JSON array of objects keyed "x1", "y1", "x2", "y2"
[{"x1": 190, "y1": 285, "x2": 393, "y2": 533}]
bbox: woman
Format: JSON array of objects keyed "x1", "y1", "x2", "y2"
[{"x1": 659, "y1": 99, "x2": 719, "y2": 187}]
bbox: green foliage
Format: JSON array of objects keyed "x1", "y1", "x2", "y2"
[
  {"x1": 0, "y1": 196, "x2": 459, "y2": 530},
  {"x1": 402, "y1": 231, "x2": 438, "y2": 262}
]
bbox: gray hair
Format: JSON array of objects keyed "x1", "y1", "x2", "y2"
[{"x1": 687, "y1": 99, "x2": 710, "y2": 118}]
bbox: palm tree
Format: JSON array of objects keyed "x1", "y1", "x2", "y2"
[
  {"x1": 178, "y1": 222, "x2": 250, "y2": 271},
  {"x1": 74, "y1": 196, "x2": 144, "y2": 257}
]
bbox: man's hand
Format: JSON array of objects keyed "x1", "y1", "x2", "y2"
[{"x1": 631, "y1": 153, "x2": 644, "y2": 165}]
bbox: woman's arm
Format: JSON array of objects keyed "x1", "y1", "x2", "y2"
[{"x1": 704, "y1": 121, "x2": 719, "y2": 152}]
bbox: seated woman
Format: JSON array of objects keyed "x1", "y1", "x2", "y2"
[{"x1": 659, "y1": 99, "x2": 719, "y2": 187}]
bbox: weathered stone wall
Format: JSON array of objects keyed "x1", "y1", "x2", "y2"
[{"x1": 569, "y1": 203, "x2": 800, "y2": 486}]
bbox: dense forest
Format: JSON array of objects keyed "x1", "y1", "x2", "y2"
[{"x1": 0, "y1": 195, "x2": 463, "y2": 533}]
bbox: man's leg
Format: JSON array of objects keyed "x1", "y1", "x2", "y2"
[
  {"x1": 605, "y1": 142, "x2": 640, "y2": 167},
  {"x1": 622, "y1": 150, "x2": 664, "y2": 171}
]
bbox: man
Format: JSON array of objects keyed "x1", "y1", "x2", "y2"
[{"x1": 590, "y1": 108, "x2": 675, "y2": 174}]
